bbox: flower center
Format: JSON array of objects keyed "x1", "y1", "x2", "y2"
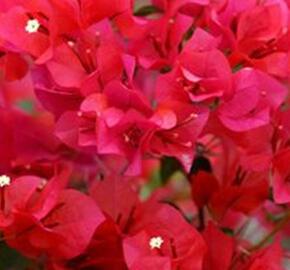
[
  {"x1": 25, "y1": 19, "x2": 40, "y2": 33},
  {"x1": 184, "y1": 83, "x2": 206, "y2": 95},
  {"x1": 149, "y1": 236, "x2": 164, "y2": 249},
  {"x1": 0, "y1": 175, "x2": 11, "y2": 187},
  {"x1": 123, "y1": 125, "x2": 143, "y2": 148}
]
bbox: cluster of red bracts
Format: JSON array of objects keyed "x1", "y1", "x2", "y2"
[{"x1": 0, "y1": 0, "x2": 290, "y2": 269}]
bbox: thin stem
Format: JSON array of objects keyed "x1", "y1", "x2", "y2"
[
  {"x1": 198, "y1": 207, "x2": 205, "y2": 231},
  {"x1": 249, "y1": 209, "x2": 290, "y2": 252}
]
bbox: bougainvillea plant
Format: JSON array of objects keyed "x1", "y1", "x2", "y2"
[{"x1": 0, "y1": 0, "x2": 290, "y2": 269}]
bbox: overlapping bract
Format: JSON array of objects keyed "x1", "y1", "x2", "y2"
[{"x1": 0, "y1": 0, "x2": 290, "y2": 269}]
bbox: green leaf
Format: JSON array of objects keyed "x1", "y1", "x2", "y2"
[
  {"x1": 16, "y1": 100, "x2": 35, "y2": 114},
  {"x1": 134, "y1": 5, "x2": 162, "y2": 16},
  {"x1": 221, "y1": 227, "x2": 235, "y2": 236},
  {"x1": 160, "y1": 156, "x2": 183, "y2": 183},
  {"x1": 0, "y1": 242, "x2": 30, "y2": 269},
  {"x1": 140, "y1": 169, "x2": 162, "y2": 200},
  {"x1": 232, "y1": 63, "x2": 243, "y2": 73}
]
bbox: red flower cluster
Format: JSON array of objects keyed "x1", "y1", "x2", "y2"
[{"x1": 0, "y1": 0, "x2": 290, "y2": 269}]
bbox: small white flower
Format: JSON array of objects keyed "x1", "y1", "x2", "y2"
[
  {"x1": 149, "y1": 236, "x2": 164, "y2": 250},
  {"x1": 0, "y1": 175, "x2": 11, "y2": 187},
  {"x1": 25, "y1": 19, "x2": 40, "y2": 33}
]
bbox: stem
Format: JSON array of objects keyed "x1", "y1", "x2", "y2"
[
  {"x1": 198, "y1": 207, "x2": 205, "y2": 231},
  {"x1": 249, "y1": 209, "x2": 290, "y2": 252},
  {"x1": 230, "y1": 209, "x2": 290, "y2": 270}
]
